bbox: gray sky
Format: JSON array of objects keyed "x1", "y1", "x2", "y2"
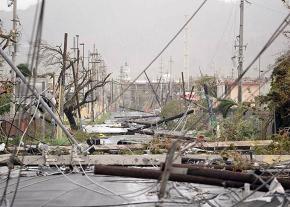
[{"x1": 0, "y1": 0, "x2": 289, "y2": 80}]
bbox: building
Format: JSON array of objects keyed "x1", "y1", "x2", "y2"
[{"x1": 217, "y1": 78, "x2": 269, "y2": 102}]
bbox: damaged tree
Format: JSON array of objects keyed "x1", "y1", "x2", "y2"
[
  {"x1": 260, "y1": 50, "x2": 290, "y2": 131},
  {"x1": 40, "y1": 41, "x2": 111, "y2": 130}
]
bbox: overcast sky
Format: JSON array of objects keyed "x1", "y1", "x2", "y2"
[{"x1": 0, "y1": 0, "x2": 289, "y2": 80}]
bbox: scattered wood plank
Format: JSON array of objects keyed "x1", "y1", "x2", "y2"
[
  {"x1": 0, "y1": 154, "x2": 181, "y2": 166},
  {"x1": 197, "y1": 140, "x2": 273, "y2": 150},
  {"x1": 7, "y1": 144, "x2": 146, "y2": 153},
  {"x1": 184, "y1": 154, "x2": 290, "y2": 165}
]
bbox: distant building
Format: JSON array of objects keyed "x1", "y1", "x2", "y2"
[{"x1": 217, "y1": 78, "x2": 269, "y2": 102}]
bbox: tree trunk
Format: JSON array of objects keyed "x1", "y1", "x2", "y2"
[{"x1": 64, "y1": 106, "x2": 78, "y2": 130}]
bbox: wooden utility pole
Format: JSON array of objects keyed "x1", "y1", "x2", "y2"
[
  {"x1": 237, "y1": 0, "x2": 245, "y2": 103},
  {"x1": 57, "y1": 33, "x2": 67, "y2": 140}
]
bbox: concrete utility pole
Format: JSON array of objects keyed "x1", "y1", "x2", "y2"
[
  {"x1": 184, "y1": 15, "x2": 189, "y2": 91},
  {"x1": 89, "y1": 46, "x2": 100, "y2": 122},
  {"x1": 72, "y1": 49, "x2": 82, "y2": 127},
  {"x1": 11, "y1": 0, "x2": 17, "y2": 65},
  {"x1": 110, "y1": 78, "x2": 114, "y2": 111},
  {"x1": 57, "y1": 33, "x2": 67, "y2": 140},
  {"x1": 11, "y1": 0, "x2": 17, "y2": 115},
  {"x1": 160, "y1": 57, "x2": 163, "y2": 105},
  {"x1": 237, "y1": 0, "x2": 245, "y2": 103},
  {"x1": 169, "y1": 56, "x2": 173, "y2": 100},
  {"x1": 71, "y1": 35, "x2": 82, "y2": 126},
  {"x1": 101, "y1": 61, "x2": 106, "y2": 112},
  {"x1": 80, "y1": 43, "x2": 85, "y2": 68}
]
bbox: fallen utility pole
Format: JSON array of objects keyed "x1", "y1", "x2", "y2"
[
  {"x1": 0, "y1": 154, "x2": 180, "y2": 166},
  {"x1": 165, "y1": 163, "x2": 290, "y2": 190},
  {"x1": 94, "y1": 165, "x2": 268, "y2": 192},
  {"x1": 119, "y1": 105, "x2": 153, "y2": 114},
  {"x1": 177, "y1": 163, "x2": 252, "y2": 171},
  {"x1": 118, "y1": 115, "x2": 158, "y2": 120},
  {"x1": 129, "y1": 109, "x2": 194, "y2": 133},
  {"x1": 0, "y1": 46, "x2": 80, "y2": 147}
]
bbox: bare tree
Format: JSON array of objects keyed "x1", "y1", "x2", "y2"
[{"x1": 40, "y1": 43, "x2": 111, "y2": 130}]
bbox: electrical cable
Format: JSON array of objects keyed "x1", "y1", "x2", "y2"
[
  {"x1": 77, "y1": 161, "x2": 129, "y2": 202},
  {"x1": 64, "y1": 200, "x2": 194, "y2": 207},
  {"x1": 171, "y1": 11, "x2": 290, "y2": 142},
  {"x1": 40, "y1": 184, "x2": 96, "y2": 207},
  {"x1": 4, "y1": 175, "x2": 64, "y2": 196},
  {"x1": 221, "y1": 12, "x2": 290, "y2": 100},
  {"x1": 209, "y1": 1, "x2": 237, "y2": 65},
  {"x1": 54, "y1": 164, "x2": 137, "y2": 198},
  {"x1": 232, "y1": 161, "x2": 290, "y2": 206},
  {"x1": 9, "y1": 96, "x2": 41, "y2": 207},
  {"x1": 95, "y1": 0, "x2": 209, "y2": 118},
  {"x1": 16, "y1": 95, "x2": 40, "y2": 156},
  {"x1": 76, "y1": 159, "x2": 160, "y2": 198},
  {"x1": 0, "y1": 1, "x2": 47, "y2": 206}
]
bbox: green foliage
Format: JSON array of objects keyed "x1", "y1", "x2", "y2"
[
  {"x1": 195, "y1": 75, "x2": 217, "y2": 98},
  {"x1": 49, "y1": 137, "x2": 70, "y2": 146},
  {"x1": 119, "y1": 149, "x2": 145, "y2": 155},
  {"x1": 17, "y1": 63, "x2": 31, "y2": 77},
  {"x1": 160, "y1": 99, "x2": 205, "y2": 130},
  {"x1": 254, "y1": 134, "x2": 290, "y2": 155},
  {"x1": 260, "y1": 51, "x2": 290, "y2": 129},
  {"x1": 0, "y1": 93, "x2": 11, "y2": 115},
  {"x1": 185, "y1": 114, "x2": 208, "y2": 132},
  {"x1": 74, "y1": 130, "x2": 91, "y2": 142},
  {"x1": 217, "y1": 99, "x2": 237, "y2": 118},
  {"x1": 160, "y1": 99, "x2": 185, "y2": 118},
  {"x1": 219, "y1": 105, "x2": 259, "y2": 141},
  {"x1": 89, "y1": 113, "x2": 111, "y2": 124}
]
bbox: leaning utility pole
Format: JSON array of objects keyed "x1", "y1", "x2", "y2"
[{"x1": 237, "y1": 0, "x2": 245, "y2": 103}]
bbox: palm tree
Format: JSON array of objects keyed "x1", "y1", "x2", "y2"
[{"x1": 217, "y1": 99, "x2": 237, "y2": 118}]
